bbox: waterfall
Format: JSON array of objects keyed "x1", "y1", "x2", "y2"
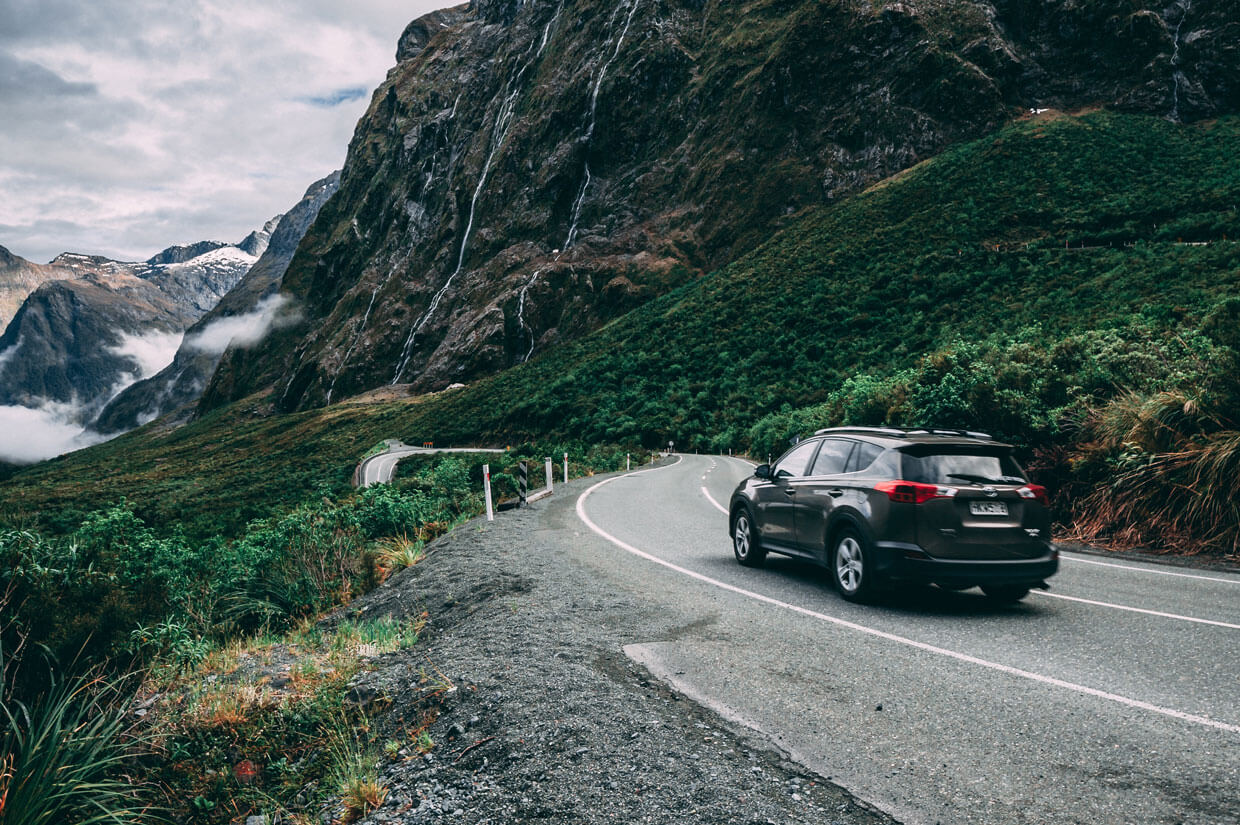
[
  {"x1": 516, "y1": 269, "x2": 542, "y2": 363},
  {"x1": 565, "y1": 0, "x2": 642, "y2": 249},
  {"x1": 539, "y1": 1, "x2": 563, "y2": 56},
  {"x1": 1168, "y1": 0, "x2": 1192, "y2": 122},
  {"x1": 390, "y1": 33, "x2": 543, "y2": 385}
]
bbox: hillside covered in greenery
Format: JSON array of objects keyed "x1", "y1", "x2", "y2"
[{"x1": 5, "y1": 111, "x2": 1240, "y2": 554}]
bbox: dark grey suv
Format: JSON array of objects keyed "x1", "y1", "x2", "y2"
[{"x1": 729, "y1": 427, "x2": 1058, "y2": 602}]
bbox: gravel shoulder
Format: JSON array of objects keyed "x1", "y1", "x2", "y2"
[{"x1": 335, "y1": 464, "x2": 899, "y2": 825}]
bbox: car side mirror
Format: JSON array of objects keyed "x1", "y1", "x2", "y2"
[{"x1": 754, "y1": 464, "x2": 772, "y2": 480}]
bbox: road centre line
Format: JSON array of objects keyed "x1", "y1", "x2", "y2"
[
  {"x1": 577, "y1": 463, "x2": 1240, "y2": 735},
  {"x1": 1033, "y1": 591, "x2": 1240, "y2": 630},
  {"x1": 1061, "y1": 554, "x2": 1240, "y2": 585}
]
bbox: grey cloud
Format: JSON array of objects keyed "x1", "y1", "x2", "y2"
[
  {"x1": 300, "y1": 86, "x2": 369, "y2": 107},
  {"x1": 0, "y1": 0, "x2": 454, "y2": 264},
  {"x1": 0, "y1": 51, "x2": 97, "y2": 101}
]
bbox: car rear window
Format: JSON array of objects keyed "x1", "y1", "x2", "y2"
[{"x1": 899, "y1": 448, "x2": 1026, "y2": 485}]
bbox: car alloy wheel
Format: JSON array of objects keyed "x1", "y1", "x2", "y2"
[
  {"x1": 733, "y1": 510, "x2": 765, "y2": 567},
  {"x1": 835, "y1": 535, "x2": 863, "y2": 593}
]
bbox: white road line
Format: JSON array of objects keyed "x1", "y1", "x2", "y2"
[
  {"x1": 576, "y1": 467, "x2": 1240, "y2": 735},
  {"x1": 1033, "y1": 591, "x2": 1240, "y2": 630},
  {"x1": 1062, "y1": 554, "x2": 1240, "y2": 585},
  {"x1": 701, "y1": 486, "x2": 728, "y2": 515}
]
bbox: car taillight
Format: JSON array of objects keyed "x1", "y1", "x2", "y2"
[
  {"x1": 1018, "y1": 484, "x2": 1050, "y2": 505},
  {"x1": 875, "y1": 480, "x2": 958, "y2": 504}
]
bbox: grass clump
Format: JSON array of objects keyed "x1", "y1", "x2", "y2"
[
  {"x1": 139, "y1": 614, "x2": 423, "y2": 823},
  {"x1": 0, "y1": 651, "x2": 158, "y2": 825}
]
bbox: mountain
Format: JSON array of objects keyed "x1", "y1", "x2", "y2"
[
  {"x1": 95, "y1": 174, "x2": 341, "y2": 433},
  {"x1": 204, "y1": 0, "x2": 1240, "y2": 416},
  {"x1": 0, "y1": 230, "x2": 273, "y2": 458},
  {"x1": 0, "y1": 246, "x2": 82, "y2": 333}
]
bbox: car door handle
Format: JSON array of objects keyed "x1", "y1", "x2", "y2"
[
  {"x1": 784, "y1": 488, "x2": 797, "y2": 496},
  {"x1": 827, "y1": 489, "x2": 844, "y2": 498}
]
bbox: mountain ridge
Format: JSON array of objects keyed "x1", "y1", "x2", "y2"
[{"x1": 204, "y1": 0, "x2": 1240, "y2": 417}]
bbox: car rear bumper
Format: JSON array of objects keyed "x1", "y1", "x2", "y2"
[{"x1": 873, "y1": 541, "x2": 1059, "y2": 586}]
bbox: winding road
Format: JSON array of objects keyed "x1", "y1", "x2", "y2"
[
  {"x1": 358, "y1": 441, "x2": 505, "y2": 487},
  {"x1": 568, "y1": 454, "x2": 1240, "y2": 824}
]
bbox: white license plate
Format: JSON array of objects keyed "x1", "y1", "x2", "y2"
[{"x1": 969, "y1": 501, "x2": 1009, "y2": 516}]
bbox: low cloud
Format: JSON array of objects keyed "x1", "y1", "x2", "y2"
[
  {"x1": 106, "y1": 329, "x2": 183, "y2": 379},
  {"x1": 300, "y1": 86, "x2": 369, "y2": 107},
  {"x1": 0, "y1": 401, "x2": 109, "y2": 465},
  {"x1": 182, "y1": 293, "x2": 292, "y2": 354}
]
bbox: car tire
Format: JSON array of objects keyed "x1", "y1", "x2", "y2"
[
  {"x1": 832, "y1": 528, "x2": 876, "y2": 603},
  {"x1": 981, "y1": 584, "x2": 1030, "y2": 603},
  {"x1": 732, "y1": 508, "x2": 766, "y2": 568}
]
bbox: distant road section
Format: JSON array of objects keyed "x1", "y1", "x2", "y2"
[{"x1": 357, "y1": 440, "x2": 505, "y2": 487}]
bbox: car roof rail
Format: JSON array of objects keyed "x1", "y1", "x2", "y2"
[
  {"x1": 906, "y1": 428, "x2": 994, "y2": 440},
  {"x1": 812, "y1": 426, "x2": 995, "y2": 440},
  {"x1": 813, "y1": 426, "x2": 910, "y2": 437}
]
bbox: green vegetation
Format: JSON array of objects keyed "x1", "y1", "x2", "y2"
[
  {"x1": 5, "y1": 112, "x2": 1240, "y2": 555},
  {"x1": 0, "y1": 656, "x2": 155, "y2": 825},
  {"x1": 1, "y1": 457, "x2": 481, "y2": 677}
]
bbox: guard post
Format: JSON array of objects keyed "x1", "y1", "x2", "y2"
[
  {"x1": 544, "y1": 457, "x2": 553, "y2": 493},
  {"x1": 518, "y1": 461, "x2": 528, "y2": 507},
  {"x1": 483, "y1": 464, "x2": 494, "y2": 521}
]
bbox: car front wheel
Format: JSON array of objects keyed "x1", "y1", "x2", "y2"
[
  {"x1": 732, "y1": 509, "x2": 766, "y2": 568},
  {"x1": 833, "y1": 529, "x2": 876, "y2": 602}
]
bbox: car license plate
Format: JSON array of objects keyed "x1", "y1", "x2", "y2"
[{"x1": 969, "y1": 501, "x2": 1008, "y2": 516}]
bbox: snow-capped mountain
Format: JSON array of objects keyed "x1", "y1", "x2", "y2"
[{"x1": 0, "y1": 221, "x2": 279, "y2": 464}]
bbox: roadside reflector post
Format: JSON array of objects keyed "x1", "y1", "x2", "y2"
[
  {"x1": 518, "y1": 461, "x2": 528, "y2": 507},
  {"x1": 483, "y1": 464, "x2": 494, "y2": 522},
  {"x1": 563, "y1": 451, "x2": 568, "y2": 484},
  {"x1": 626, "y1": 453, "x2": 630, "y2": 472},
  {"x1": 544, "y1": 457, "x2": 553, "y2": 493}
]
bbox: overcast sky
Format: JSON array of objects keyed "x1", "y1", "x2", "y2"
[{"x1": 0, "y1": 0, "x2": 453, "y2": 264}]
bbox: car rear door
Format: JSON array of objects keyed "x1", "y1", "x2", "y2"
[{"x1": 793, "y1": 438, "x2": 857, "y2": 558}]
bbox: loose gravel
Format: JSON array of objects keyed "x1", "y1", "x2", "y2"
[{"x1": 334, "y1": 465, "x2": 899, "y2": 825}]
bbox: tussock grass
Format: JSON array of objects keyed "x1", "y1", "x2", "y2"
[{"x1": 0, "y1": 665, "x2": 157, "y2": 825}]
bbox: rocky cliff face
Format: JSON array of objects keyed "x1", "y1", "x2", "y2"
[
  {"x1": 0, "y1": 246, "x2": 82, "y2": 334},
  {"x1": 96, "y1": 174, "x2": 340, "y2": 433},
  {"x1": 206, "y1": 0, "x2": 1240, "y2": 415}
]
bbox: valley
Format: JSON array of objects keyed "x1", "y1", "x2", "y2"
[{"x1": 3, "y1": 1, "x2": 1240, "y2": 823}]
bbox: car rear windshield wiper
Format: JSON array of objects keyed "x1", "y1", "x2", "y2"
[{"x1": 946, "y1": 473, "x2": 1023, "y2": 485}]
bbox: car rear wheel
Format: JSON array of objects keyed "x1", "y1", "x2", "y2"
[
  {"x1": 732, "y1": 509, "x2": 766, "y2": 567},
  {"x1": 981, "y1": 584, "x2": 1030, "y2": 603},
  {"x1": 833, "y1": 529, "x2": 876, "y2": 602}
]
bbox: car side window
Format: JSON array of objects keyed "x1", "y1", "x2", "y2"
[
  {"x1": 843, "y1": 442, "x2": 883, "y2": 474},
  {"x1": 810, "y1": 438, "x2": 854, "y2": 476},
  {"x1": 774, "y1": 440, "x2": 820, "y2": 478}
]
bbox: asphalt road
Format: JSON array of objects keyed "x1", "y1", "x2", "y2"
[
  {"x1": 358, "y1": 442, "x2": 505, "y2": 487},
  {"x1": 570, "y1": 454, "x2": 1240, "y2": 825}
]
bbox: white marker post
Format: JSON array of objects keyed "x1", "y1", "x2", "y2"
[
  {"x1": 544, "y1": 457, "x2": 554, "y2": 493},
  {"x1": 563, "y1": 451, "x2": 568, "y2": 484},
  {"x1": 483, "y1": 464, "x2": 494, "y2": 522},
  {"x1": 626, "y1": 453, "x2": 630, "y2": 471}
]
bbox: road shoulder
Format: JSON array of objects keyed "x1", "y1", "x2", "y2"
[{"x1": 336, "y1": 467, "x2": 899, "y2": 824}]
